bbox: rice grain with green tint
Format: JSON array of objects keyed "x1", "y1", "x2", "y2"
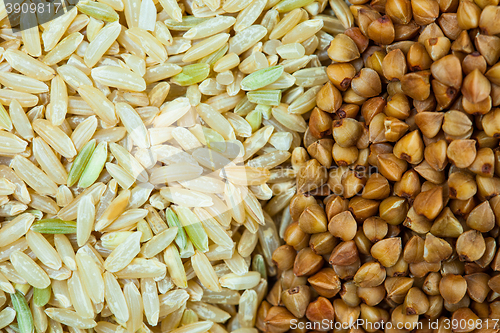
[
  {"x1": 166, "y1": 208, "x2": 188, "y2": 250},
  {"x1": 11, "y1": 291, "x2": 34, "y2": 333},
  {"x1": 78, "y1": 141, "x2": 107, "y2": 188},
  {"x1": 164, "y1": 16, "x2": 208, "y2": 30},
  {"x1": 171, "y1": 64, "x2": 211, "y2": 86},
  {"x1": 246, "y1": 90, "x2": 282, "y2": 106},
  {"x1": 173, "y1": 206, "x2": 209, "y2": 253},
  {"x1": 240, "y1": 66, "x2": 284, "y2": 91},
  {"x1": 31, "y1": 219, "x2": 77, "y2": 234},
  {"x1": 34, "y1": 286, "x2": 52, "y2": 307},
  {"x1": 77, "y1": 1, "x2": 119, "y2": 21}
]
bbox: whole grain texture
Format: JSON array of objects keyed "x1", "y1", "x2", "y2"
[
  {"x1": 263, "y1": 0, "x2": 500, "y2": 332},
  {"x1": 0, "y1": 0, "x2": 342, "y2": 331}
]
